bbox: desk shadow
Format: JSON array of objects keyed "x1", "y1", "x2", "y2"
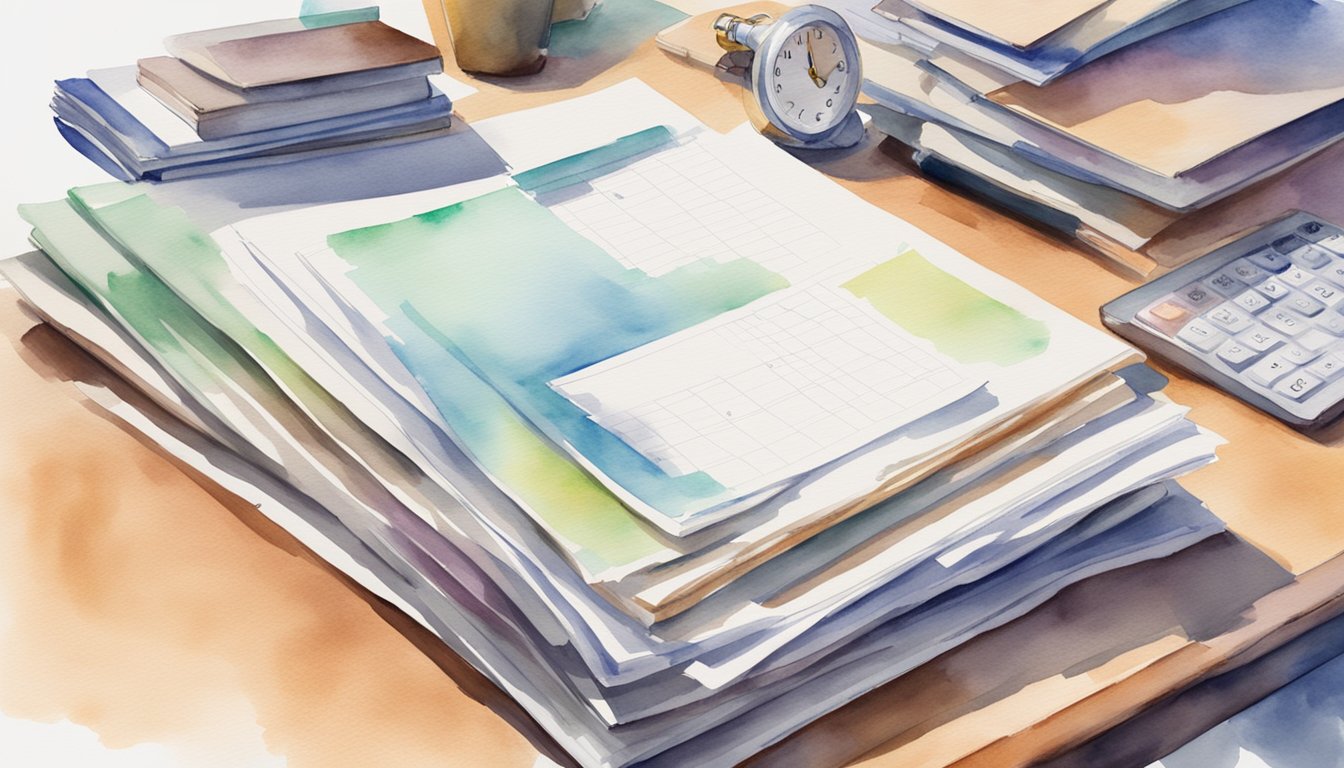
[
  {"x1": 4, "y1": 316, "x2": 574, "y2": 768},
  {"x1": 777, "y1": 122, "x2": 911, "y2": 183},
  {"x1": 744, "y1": 532, "x2": 1293, "y2": 768},
  {"x1": 1042, "y1": 606, "x2": 1344, "y2": 768},
  {"x1": 1302, "y1": 414, "x2": 1344, "y2": 447},
  {"x1": 140, "y1": 121, "x2": 508, "y2": 234}
]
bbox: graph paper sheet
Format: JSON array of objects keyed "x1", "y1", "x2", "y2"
[
  {"x1": 550, "y1": 280, "x2": 984, "y2": 495},
  {"x1": 547, "y1": 137, "x2": 838, "y2": 282}
]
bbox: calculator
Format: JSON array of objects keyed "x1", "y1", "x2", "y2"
[{"x1": 1102, "y1": 211, "x2": 1344, "y2": 429}]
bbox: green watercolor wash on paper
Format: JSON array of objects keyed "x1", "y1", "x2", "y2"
[
  {"x1": 514, "y1": 125, "x2": 675, "y2": 193},
  {"x1": 297, "y1": 4, "x2": 380, "y2": 27},
  {"x1": 549, "y1": 0, "x2": 687, "y2": 60},
  {"x1": 842, "y1": 250, "x2": 1050, "y2": 366},
  {"x1": 66, "y1": 185, "x2": 307, "y2": 395},
  {"x1": 64, "y1": 185, "x2": 428, "y2": 512},
  {"x1": 60, "y1": 184, "x2": 678, "y2": 575},
  {"x1": 20, "y1": 196, "x2": 648, "y2": 572},
  {"x1": 17, "y1": 199, "x2": 288, "y2": 458},
  {"x1": 329, "y1": 185, "x2": 785, "y2": 560},
  {"x1": 388, "y1": 330, "x2": 671, "y2": 571}
]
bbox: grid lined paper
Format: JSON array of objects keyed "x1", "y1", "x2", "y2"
[
  {"x1": 552, "y1": 283, "x2": 979, "y2": 492},
  {"x1": 549, "y1": 140, "x2": 839, "y2": 280}
]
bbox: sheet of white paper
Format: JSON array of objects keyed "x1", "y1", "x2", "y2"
[
  {"x1": 547, "y1": 135, "x2": 840, "y2": 280},
  {"x1": 553, "y1": 280, "x2": 982, "y2": 492},
  {"x1": 470, "y1": 79, "x2": 705, "y2": 174}
]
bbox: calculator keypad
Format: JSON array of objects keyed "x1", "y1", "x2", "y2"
[{"x1": 1136, "y1": 225, "x2": 1344, "y2": 419}]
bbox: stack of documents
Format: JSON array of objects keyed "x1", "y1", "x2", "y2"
[
  {"x1": 51, "y1": 9, "x2": 454, "y2": 181},
  {"x1": 861, "y1": 0, "x2": 1251, "y2": 85},
  {"x1": 829, "y1": 0, "x2": 1344, "y2": 274},
  {"x1": 3, "y1": 80, "x2": 1229, "y2": 767}
]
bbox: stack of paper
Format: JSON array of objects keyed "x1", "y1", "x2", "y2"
[
  {"x1": 4, "y1": 80, "x2": 1229, "y2": 767},
  {"x1": 866, "y1": 0, "x2": 1251, "y2": 85},
  {"x1": 50, "y1": 9, "x2": 455, "y2": 181},
  {"x1": 828, "y1": 0, "x2": 1344, "y2": 274}
]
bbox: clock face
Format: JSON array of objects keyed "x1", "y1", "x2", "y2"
[{"x1": 762, "y1": 22, "x2": 855, "y2": 138}]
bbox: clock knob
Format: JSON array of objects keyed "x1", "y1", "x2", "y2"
[{"x1": 713, "y1": 13, "x2": 773, "y2": 53}]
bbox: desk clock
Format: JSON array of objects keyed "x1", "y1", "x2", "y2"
[{"x1": 714, "y1": 5, "x2": 864, "y2": 148}]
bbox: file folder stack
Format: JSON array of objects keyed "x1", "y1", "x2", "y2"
[
  {"x1": 3, "y1": 81, "x2": 1231, "y2": 767},
  {"x1": 831, "y1": 0, "x2": 1344, "y2": 275},
  {"x1": 50, "y1": 10, "x2": 454, "y2": 181}
]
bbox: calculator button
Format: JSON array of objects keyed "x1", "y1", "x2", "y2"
[
  {"x1": 1248, "y1": 248, "x2": 1292, "y2": 272},
  {"x1": 1305, "y1": 281, "x2": 1344, "y2": 308},
  {"x1": 1237, "y1": 325, "x2": 1284, "y2": 352},
  {"x1": 1232, "y1": 289, "x2": 1272, "y2": 314},
  {"x1": 1176, "y1": 318, "x2": 1226, "y2": 352},
  {"x1": 1319, "y1": 260, "x2": 1344, "y2": 289},
  {"x1": 1273, "y1": 372, "x2": 1323, "y2": 401},
  {"x1": 1319, "y1": 312, "x2": 1344, "y2": 336},
  {"x1": 1247, "y1": 354, "x2": 1295, "y2": 387},
  {"x1": 1205, "y1": 303, "x2": 1254, "y2": 333},
  {"x1": 1175, "y1": 282, "x2": 1222, "y2": 312},
  {"x1": 1273, "y1": 234, "x2": 1309, "y2": 255},
  {"x1": 1214, "y1": 339, "x2": 1262, "y2": 369},
  {"x1": 1306, "y1": 353, "x2": 1344, "y2": 382},
  {"x1": 1296, "y1": 329, "x2": 1337, "y2": 352},
  {"x1": 1281, "y1": 267, "x2": 1316, "y2": 288},
  {"x1": 1206, "y1": 270, "x2": 1244, "y2": 296},
  {"x1": 1139, "y1": 299, "x2": 1196, "y2": 336},
  {"x1": 1262, "y1": 308, "x2": 1310, "y2": 337},
  {"x1": 1279, "y1": 343, "x2": 1322, "y2": 366},
  {"x1": 1255, "y1": 277, "x2": 1292, "y2": 301},
  {"x1": 1284, "y1": 292, "x2": 1326, "y2": 317},
  {"x1": 1289, "y1": 244, "x2": 1333, "y2": 269},
  {"x1": 1228, "y1": 258, "x2": 1268, "y2": 284},
  {"x1": 1317, "y1": 234, "x2": 1344, "y2": 255}
]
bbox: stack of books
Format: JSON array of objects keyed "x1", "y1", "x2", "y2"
[
  {"x1": 830, "y1": 0, "x2": 1344, "y2": 275},
  {"x1": 5, "y1": 81, "x2": 1230, "y2": 767},
  {"x1": 51, "y1": 9, "x2": 453, "y2": 181}
]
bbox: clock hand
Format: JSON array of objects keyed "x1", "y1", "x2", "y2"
[
  {"x1": 805, "y1": 36, "x2": 827, "y2": 88},
  {"x1": 819, "y1": 56, "x2": 843, "y2": 82}
]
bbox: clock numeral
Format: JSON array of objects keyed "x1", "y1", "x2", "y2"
[
  {"x1": 775, "y1": 66, "x2": 781, "y2": 76},
  {"x1": 834, "y1": 84, "x2": 841, "y2": 94},
  {"x1": 836, "y1": 60, "x2": 845, "y2": 72},
  {"x1": 795, "y1": 34, "x2": 802, "y2": 44},
  {"x1": 783, "y1": 49, "x2": 791, "y2": 59},
  {"x1": 815, "y1": 112, "x2": 823, "y2": 122},
  {"x1": 799, "y1": 108, "x2": 805, "y2": 120},
  {"x1": 786, "y1": 100, "x2": 794, "y2": 110},
  {"x1": 832, "y1": 42, "x2": 838, "y2": 53},
  {"x1": 775, "y1": 83, "x2": 782, "y2": 93},
  {"x1": 826, "y1": 98, "x2": 833, "y2": 107},
  {"x1": 815, "y1": 28, "x2": 823, "y2": 39}
]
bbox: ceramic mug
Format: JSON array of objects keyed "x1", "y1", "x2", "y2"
[{"x1": 438, "y1": 0, "x2": 558, "y2": 76}]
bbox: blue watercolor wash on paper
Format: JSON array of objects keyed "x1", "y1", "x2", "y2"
[
  {"x1": 327, "y1": 186, "x2": 788, "y2": 522},
  {"x1": 549, "y1": 0, "x2": 687, "y2": 60},
  {"x1": 297, "y1": 1, "x2": 377, "y2": 21}
]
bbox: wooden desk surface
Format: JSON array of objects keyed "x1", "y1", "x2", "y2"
[{"x1": 2, "y1": 7, "x2": 1342, "y2": 767}]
